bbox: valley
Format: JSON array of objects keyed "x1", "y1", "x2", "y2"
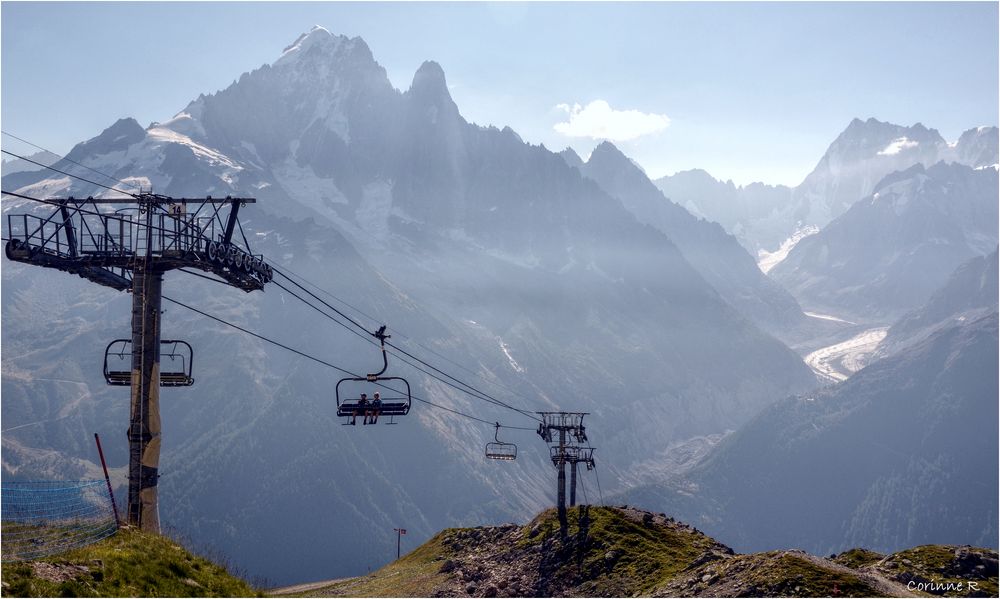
[
  {"x1": 1, "y1": 11, "x2": 997, "y2": 591},
  {"x1": 803, "y1": 326, "x2": 889, "y2": 383}
]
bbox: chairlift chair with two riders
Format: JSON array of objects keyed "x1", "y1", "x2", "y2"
[
  {"x1": 485, "y1": 422, "x2": 517, "y2": 461},
  {"x1": 336, "y1": 325, "x2": 412, "y2": 425},
  {"x1": 103, "y1": 339, "x2": 194, "y2": 386}
]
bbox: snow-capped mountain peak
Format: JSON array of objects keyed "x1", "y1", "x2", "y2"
[{"x1": 275, "y1": 25, "x2": 343, "y2": 66}]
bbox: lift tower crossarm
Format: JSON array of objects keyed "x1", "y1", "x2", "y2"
[{"x1": 3, "y1": 191, "x2": 272, "y2": 533}]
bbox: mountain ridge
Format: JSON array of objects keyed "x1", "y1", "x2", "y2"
[
  {"x1": 1, "y1": 26, "x2": 816, "y2": 586},
  {"x1": 283, "y1": 505, "x2": 997, "y2": 598}
]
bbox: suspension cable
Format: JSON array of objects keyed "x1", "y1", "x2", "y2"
[
  {"x1": 2, "y1": 131, "x2": 142, "y2": 192},
  {"x1": 160, "y1": 294, "x2": 535, "y2": 431},
  {"x1": 0, "y1": 149, "x2": 137, "y2": 198},
  {"x1": 272, "y1": 263, "x2": 544, "y2": 407},
  {"x1": 269, "y1": 278, "x2": 542, "y2": 423},
  {"x1": 272, "y1": 268, "x2": 541, "y2": 420}
]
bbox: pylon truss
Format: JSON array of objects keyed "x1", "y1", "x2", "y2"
[
  {"x1": 2, "y1": 191, "x2": 272, "y2": 534},
  {"x1": 550, "y1": 445, "x2": 595, "y2": 469},
  {"x1": 536, "y1": 411, "x2": 588, "y2": 444},
  {"x1": 4, "y1": 194, "x2": 272, "y2": 291}
]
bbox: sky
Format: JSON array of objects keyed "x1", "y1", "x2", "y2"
[{"x1": 2, "y1": 2, "x2": 998, "y2": 186}]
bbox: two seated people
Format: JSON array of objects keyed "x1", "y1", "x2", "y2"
[{"x1": 349, "y1": 391, "x2": 382, "y2": 425}]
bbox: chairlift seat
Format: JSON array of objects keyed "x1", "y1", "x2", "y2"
[
  {"x1": 486, "y1": 442, "x2": 517, "y2": 461},
  {"x1": 336, "y1": 398, "x2": 410, "y2": 418},
  {"x1": 485, "y1": 423, "x2": 518, "y2": 461},
  {"x1": 334, "y1": 327, "x2": 412, "y2": 422},
  {"x1": 104, "y1": 338, "x2": 194, "y2": 387}
]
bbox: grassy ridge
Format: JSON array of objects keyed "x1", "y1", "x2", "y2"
[{"x1": 0, "y1": 528, "x2": 259, "y2": 598}]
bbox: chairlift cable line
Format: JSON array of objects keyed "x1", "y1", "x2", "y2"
[
  {"x1": 385, "y1": 339, "x2": 540, "y2": 420},
  {"x1": 1, "y1": 131, "x2": 143, "y2": 191},
  {"x1": 3, "y1": 189, "x2": 544, "y2": 431},
  {"x1": 272, "y1": 268, "x2": 542, "y2": 420},
  {"x1": 270, "y1": 278, "x2": 542, "y2": 423},
  {"x1": 5, "y1": 179, "x2": 545, "y2": 425},
  {"x1": 272, "y1": 263, "x2": 545, "y2": 408},
  {"x1": 3, "y1": 156, "x2": 545, "y2": 423},
  {"x1": 2, "y1": 187, "x2": 541, "y2": 425},
  {"x1": 159, "y1": 294, "x2": 534, "y2": 431},
  {"x1": 271, "y1": 278, "x2": 540, "y2": 421},
  {"x1": 0, "y1": 149, "x2": 138, "y2": 198}
]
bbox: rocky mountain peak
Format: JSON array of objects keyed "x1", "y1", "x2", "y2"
[
  {"x1": 559, "y1": 147, "x2": 584, "y2": 169},
  {"x1": 405, "y1": 60, "x2": 459, "y2": 120},
  {"x1": 408, "y1": 60, "x2": 449, "y2": 96},
  {"x1": 586, "y1": 141, "x2": 647, "y2": 180},
  {"x1": 955, "y1": 125, "x2": 999, "y2": 167},
  {"x1": 65, "y1": 117, "x2": 146, "y2": 162},
  {"x1": 274, "y1": 25, "x2": 358, "y2": 67}
]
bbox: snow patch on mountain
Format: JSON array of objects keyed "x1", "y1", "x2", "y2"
[
  {"x1": 877, "y1": 137, "x2": 919, "y2": 156},
  {"x1": 147, "y1": 126, "x2": 242, "y2": 171},
  {"x1": 497, "y1": 338, "x2": 524, "y2": 373},
  {"x1": 757, "y1": 225, "x2": 819, "y2": 273},
  {"x1": 272, "y1": 157, "x2": 349, "y2": 220},
  {"x1": 275, "y1": 25, "x2": 339, "y2": 67}
]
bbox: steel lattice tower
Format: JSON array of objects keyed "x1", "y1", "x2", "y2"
[
  {"x1": 5, "y1": 193, "x2": 272, "y2": 532},
  {"x1": 536, "y1": 412, "x2": 589, "y2": 533}
]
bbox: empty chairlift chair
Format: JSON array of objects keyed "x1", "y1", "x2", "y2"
[
  {"x1": 159, "y1": 340, "x2": 194, "y2": 386},
  {"x1": 485, "y1": 423, "x2": 517, "y2": 461},
  {"x1": 103, "y1": 339, "x2": 194, "y2": 387},
  {"x1": 336, "y1": 326, "x2": 411, "y2": 424}
]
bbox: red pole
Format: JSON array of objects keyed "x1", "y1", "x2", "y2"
[{"x1": 94, "y1": 433, "x2": 121, "y2": 527}]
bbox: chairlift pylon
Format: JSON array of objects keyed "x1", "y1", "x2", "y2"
[
  {"x1": 335, "y1": 325, "x2": 411, "y2": 424},
  {"x1": 485, "y1": 422, "x2": 517, "y2": 461},
  {"x1": 103, "y1": 339, "x2": 193, "y2": 387}
]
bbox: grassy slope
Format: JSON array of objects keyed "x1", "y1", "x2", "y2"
[
  {"x1": 876, "y1": 545, "x2": 999, "y2": 598},
  {"x1": 285, "y1": 506, "x2": 735, "y2": 597},
  {"x1": 293, "y1": 530, "x2": 453, "y2": 598},
  {"x1": 529, "y1": 506, "x2": 724, "y2": 596},
  {"x1": 283, "y1": 507, "x2": 998, "y2": 598},
  {"x1": 0, "y1": 528, "x2": 259, "y2": 598}
]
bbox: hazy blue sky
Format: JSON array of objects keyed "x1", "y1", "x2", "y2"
[{"x1": 2, "y1": 2, "x2": 997, "y2": 185}]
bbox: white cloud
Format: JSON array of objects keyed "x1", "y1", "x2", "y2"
[
  {"x1": 877, "y1": 137, "x2": 919, "y2": 156},
  {"x1": 553, "y1": 100, "x2": 670, "y2": 142}
]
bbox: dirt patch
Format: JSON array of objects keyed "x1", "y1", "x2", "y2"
[{"x1": 29, "y1": 562, "x2": 91, "y2": 583}]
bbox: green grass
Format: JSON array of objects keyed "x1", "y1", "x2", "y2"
[
  {"x1": 747, "y1": 553, "x2": 879, "y2": 597},
  {"x1": 832, "y1": 548, "x2": 886, "y2": 570},
  {"x1": 877, "y1": 545, "x2": 998, "y2": 598},
  {"x1": 292, "y1": 506, "x2": 720, "y2": 597},
  {"x1": 519, "y1": 506, "x2": 721, "y2": 596},
  {"x1": 656, "y1": 551, "x2": 883, "y2": 597},
  {"x1": 286, "y1": 528, "x2": 459, "y2": 597},
  {"x1": 0, "y1": 528, "x2": 260, "y2": 598}
]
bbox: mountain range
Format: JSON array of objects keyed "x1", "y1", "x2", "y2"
[
  {"x1": 2, "y1": 24, "x2": 996, "y2": 588},
  {"x1": 1, "y1": 26, "x2": 817, "y2": 584},
  {"x1": 769, "y1": 161, "x2": 998, "y2": 322},
  {"x1": 655, "y1": 120, "x2": 998, "y2": 258},
  {"x1": 622, "y1": 252, "x2": 999, "y2": 556}
]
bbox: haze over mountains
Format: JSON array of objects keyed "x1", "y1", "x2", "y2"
[
  {"x1": 2, "y1": 26, "x2": 813, "y2": 584},
  {"x1": 2, "y1": 25, "x2": 996, "y2": 587},
  {"x1": 656, "y1": 119, "x2": 998, "y2": 258},
  {"x1": 625, "y1": 254, "x2": 999, "y2": 555},
  {"x1": 770, "y1": 162, "x2": 998, "y2": 321}
]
